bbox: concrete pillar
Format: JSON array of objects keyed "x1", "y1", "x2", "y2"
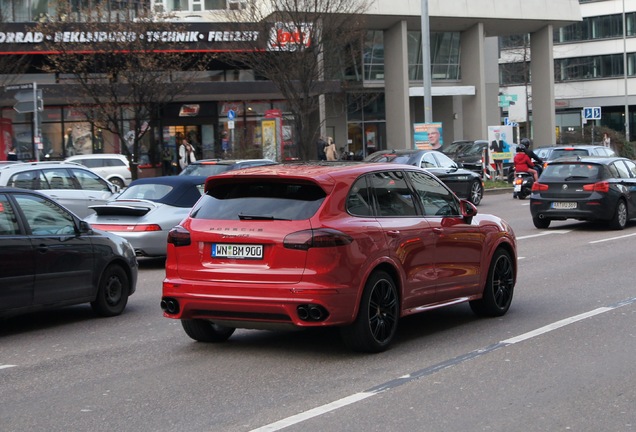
[
  {"x1": 531, "y1": 25, "x2": 557, "y2": 145},
  {"x1": 383, "y1": 20, "x2": 411, "y2": 149},
  {"x1": 460, "y1": 23, "x2": 487, "y2": 141}
]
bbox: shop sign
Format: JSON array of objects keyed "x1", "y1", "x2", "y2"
[{"x1": 179, "y1": 104, "x2": 200, "y2": 117}]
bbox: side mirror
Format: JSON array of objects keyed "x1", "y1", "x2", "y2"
[
  {"x1": 78, "y1": 220, "x2": 93, "y2": 234},
  {"x1": 460, "y1": 199, "x2": 478, "y2": 219},
  {"x1": 109, "y1": 182, "x2": 121, "y2": 194}
]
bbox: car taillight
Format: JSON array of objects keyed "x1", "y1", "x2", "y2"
[
  {"x1": 583, "y1": 181, "x2": 610, "y2": 193},
  {"x1": 284, "y1": 228, "x2": 353, "y2": 251},
  {"x1": 90, "y1": 224, "x2": 161, "y2": 232},
  {"x1": 531, "y1": 183, "x2": 548, "y2": 191},
  {"x1": 167, "y1": 225, "x2": 191, "y2": 247}
]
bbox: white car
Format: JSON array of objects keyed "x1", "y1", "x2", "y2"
[
  {"x1": 65, "y1": 154, "x2": 133, "y2": 188},
  {"x1": 0, "y1": 161, "x2": 119, "y2": 218}
]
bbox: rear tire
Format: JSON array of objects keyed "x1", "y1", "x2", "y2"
[
  {"x1": 340, "y1": 271, "x2": 399, "y2": 353},
  {"x1": 470, "y1": 249, "x2": 514, "y2": 317},
  {"x1": 181, "y1": 319, "x2": 235, "y2": 343},
  {"x1": 609, "y1": 199, "x2": 627, "y2": 230},
  {"x1": 533, "y1": 216, "x2": 551, "y2": 229}
]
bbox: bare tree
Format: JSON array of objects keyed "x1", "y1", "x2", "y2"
[
  {"x1": 223, "y1": 0, "x2": 369, "y2": 161},
  {"x1": 34, "y1": 2, "x2": 210, "y2": 179}
]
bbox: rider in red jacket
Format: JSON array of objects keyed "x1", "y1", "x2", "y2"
[{"x1": 514, "y1": 144, "x2": 538, "y2": 181}]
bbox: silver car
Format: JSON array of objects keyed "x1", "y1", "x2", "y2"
[
  {"x1": 0, "y1": 161, "x2": 119, "y2": 218},
  {"x1": 65, "y1": 154, "x2": 133, "y2": 188},
  {"x1": 84, "y1": 175, "x2": 206, "y2": 257}
]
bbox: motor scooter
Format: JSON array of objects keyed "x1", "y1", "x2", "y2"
[{"x1": 512, "y1": 171, "x2": 534, "y2": 199}]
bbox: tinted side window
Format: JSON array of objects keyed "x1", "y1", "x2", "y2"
[
  {"x1": 370, "y1": 171, "x2": 417, "y2": 217},
  {"x1": 14, "y1": 193, "x2": 76, "y2": 236},
  {"x1": 613, "y1": 161, "x2": 631, "y2": 179},
  {"x1": 78, "y1": 159, "x2": 101, "y2": 168},
  {"x1": 0, "y1": 194, "x2": 20, "y2": 235},
  {"x1": 624, "y1": 160, "x2": 636, "y2": 177},
  {"x1": 42, "y1": 168, "x2": 75, "y2": 189},
  {"x1": 71, "y1": 168, "x2": 110, "y2": 191},
  {"x1": 106, "y1": 159, "x2": 126, "y2": 167},
  {"x1": 8, "y1": 170, "x2": 45, "y2": 190},
  {"x1": 346, "y1": 176, "x2": 373, "y2": 216},
  {"x1": 406, "y1": 170, "x2": 460, "y2": 216}
]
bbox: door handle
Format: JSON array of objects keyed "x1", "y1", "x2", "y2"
[
  {"x1": 433, "y1": 228, "x2": 443, "y2": 234},
  {"x1": 386, "y1": 230, "x2": 400, "y2": 237}
]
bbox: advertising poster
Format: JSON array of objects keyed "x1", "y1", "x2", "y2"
[
  {"x1": 487, "y1": 125, "x2": 514, "y2": 176},
  {"x1": 0, "y1": 119, "x2": 14, "y2": 161},
  {"x1": 414, "y1": 122, "x2": 443, "y2": 150},
  {"x1": 261, "y1": 119, "x2": 278, "y2": 162}
]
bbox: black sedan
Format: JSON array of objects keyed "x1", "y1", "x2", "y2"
[
  {"x1": 530, "y1": 157, "x2": 636, "y2": 230},
  {"x1": 365, "y1": 149, "x2": 484, "y2": 205},
  {"x1": 0, "y1": 187, "x2": 138, "y2": 319}
]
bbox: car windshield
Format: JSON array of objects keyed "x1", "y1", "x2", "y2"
[
  {"x1": 180, "y1": 163, "x2": 233, "y2": 176},
  {"x1": 460, "y1": 145, "x2": 485, "y2": 156},
  {"x1": 192, "y1": 181, "x2": 326, "y2": 220},
  {"x1": 433, "y1": 152, "x2": 458, "y2": 169},
  {"x1": 117, "y1": 184, "x2": 173, "y2": 201},
  {"x1": 542, "y1": 163, "x2": 601, "y2": 180}
]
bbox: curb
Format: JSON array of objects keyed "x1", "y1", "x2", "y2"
[{"x1": 485, "y1": 187, "x2": 513, "y2": 195}]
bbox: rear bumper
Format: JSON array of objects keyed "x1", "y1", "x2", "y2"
[
  {"x1": 530, "y1": 198, "x2": 615, "y2": 221},
  {"x1": 162, "y1": 278, "x2": 359, "y2": 327}
]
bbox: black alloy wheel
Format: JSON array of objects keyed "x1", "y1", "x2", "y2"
[
  {"x1": 470, "y1": 249, "x2": 515, "y2": 317},
  {"x1": 609, "y1": 199, "x2": 628, "y2": 230},
  {"x1": 341, "y1": 270, "x2": 399, "y2": 353}
]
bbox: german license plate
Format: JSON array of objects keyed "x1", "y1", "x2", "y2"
[
  {"x1": 212, "y1": 243, "x2": 263, "y2": 259},
  {"x1": 552, "y1": 202, "x2": 577, "y2": 209},
  {"x1": 514, "y1": 184, "x2": 521, "y2": 192}
]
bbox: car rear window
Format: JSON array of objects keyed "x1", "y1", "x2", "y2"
[
  {"x1": 119, "y1": 184, "x2": 173, "y2": 201},
  {"x1": 541, "y1": 163, "x2": 601, "y2": 180},
  {"x1": 548, "y1": 149, "x2": 589, "y2": 160},
  {"x1": 180, "y1": 164, "x2": 232, "y2": 176},
  {"x1": 192, "y1": 181, "x2": 326, "y2": 220}
]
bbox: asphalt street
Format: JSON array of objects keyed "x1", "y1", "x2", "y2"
[{"x1": 1, "y1": 191, "x2": 635, "y2": 432}]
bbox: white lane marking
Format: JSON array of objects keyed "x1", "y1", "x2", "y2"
[
  {"x1": 0, "y1": 365, "x2": 17, "y2": 370},
  {"x1": 589, "y1": 232, "x2": 636, "y2": 244},
  {"x1": 250, "y1": 393, "x2": 375, "y2": 432},
  {"x1": 249, "y1": 297, "x2": 636, "y2": 432},
  {"x1": 501, "y1": 307, "x2": 612, "y2": 344},
  {"x1": 516, "y1": 230, "x2": 571, "y2": 240}
]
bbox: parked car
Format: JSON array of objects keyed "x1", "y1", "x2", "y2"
[
  {"x1": 0, "y1": 161, "x2": 120, "y2": 218},
  {"x1": 179, "y1": 159, "x2": 277, "y2": 177},
  {"x1": 450, "y1": 140, "x2": 517, "y2": 180},
  {"x1": 0, "y1": 187, "x2": 138, "y2": 319},
  {"x1": 534, "y1": 145, "x2": 616, "y2": 168},
  {"x1": 364, "y1": 149, "x2": 484, "y2": 205},
  {"x1": 529, "y1": 156, "x2": 636, "y2": 230},
  {"x1": 440, "y1": 140, "x2": 474, "y2": 159},
  {"x1": 85, "y1": 175, "x2": 207, "y2": 257},
  {"x1": 161, "y1": 162, "x2": 517, "y2": 352},
  {"x1": 65, "y1": 153, "x2": 133, "y2": 188}
]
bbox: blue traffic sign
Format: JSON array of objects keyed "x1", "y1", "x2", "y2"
[
  {"x1": 583, "y1": 107, "x2": 601, "y2": 120},
  {"x1": 227, "y1": 109, "x2": 236, "y2": 120}
]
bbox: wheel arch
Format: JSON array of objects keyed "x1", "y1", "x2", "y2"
[
  {"x1": 349, "y1": 260, "x2": 402, "y2": 322},
  {"x1": 481, "y1": 240, "x2": 517, "y2": 291}
]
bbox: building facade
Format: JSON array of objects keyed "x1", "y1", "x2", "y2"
[
  {"x1": 0, "y1": 0, "x2": 581, "y2": 162},
  {"x1": 500, "y1": 0, "x2": 635, "y2": 144}
]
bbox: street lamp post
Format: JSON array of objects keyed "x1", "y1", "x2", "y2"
[
  {"x1": 623, "y1": 0, "x2": 631, "y2": 142},
  {"x1": 420, "y1": 0, "x2": 432, "y2": 123}
]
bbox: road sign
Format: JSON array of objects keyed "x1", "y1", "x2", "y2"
[
  {"x1": 4, "y1": 83, "x2": 34, "y2": 91},
  {"x1": 13, "y1": 89, "x2": 43, "y2": 113},
  {"x1": 228, "y1": 120, "x2": 235, "y2": 130},
  {"x1": 13, "y1": 101, "x2": 35, "y2": 113},
  {"x1": 227, "y1": 109, "x2": 236, "y2": 120},
  {"x1": 583, "y1": 107, "x2": 601, "y2": 120},
  {"x1": 498, "y1": 94, "x2": 518, "y2": 108},
  {"x1": 15, "y1": 89, "x2": 42, "y2": 102}
]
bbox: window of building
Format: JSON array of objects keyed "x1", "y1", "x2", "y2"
[
  {"x1": 554, "y1": 12, "x2": 636, "y2": 43},
  {"x1": 554, "y1": 53, "x2": 636, "y2": 81}
]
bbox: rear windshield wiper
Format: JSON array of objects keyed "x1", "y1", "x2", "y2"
[
  {"x1": 564, "y1": 175, "x2": 589, "y2": 181},
  {"x1": 238, "y1": 213, "x2": 291, "y2": 221}
]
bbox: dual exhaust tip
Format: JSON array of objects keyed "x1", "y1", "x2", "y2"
[
  {"x1": 160, "y1": 298, "x2": 180, "y2": 314},
  {"x1": 297, "y1": 304, "x2": 328, "y2": 322}
]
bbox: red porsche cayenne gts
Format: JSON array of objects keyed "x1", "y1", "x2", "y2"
[{"x1": 162, "y1": 162, "x2": 517, "y2": 352}]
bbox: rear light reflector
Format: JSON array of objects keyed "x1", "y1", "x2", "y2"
[
  {"x1": 531, "y1": 183, "x2": 548, "y2": 191},
  {"x1": 284, "y1": 228, "x2": 353, "y2": 251},
  {"x1": 582, "y1": 181, "x2": 610, "y2": 193},
  {"x1": 167, "y1": 225, "x2": 191, "y2": 246},
  {"x1": 91, "y1": 223, "x2": 161, "y2": 232}
]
